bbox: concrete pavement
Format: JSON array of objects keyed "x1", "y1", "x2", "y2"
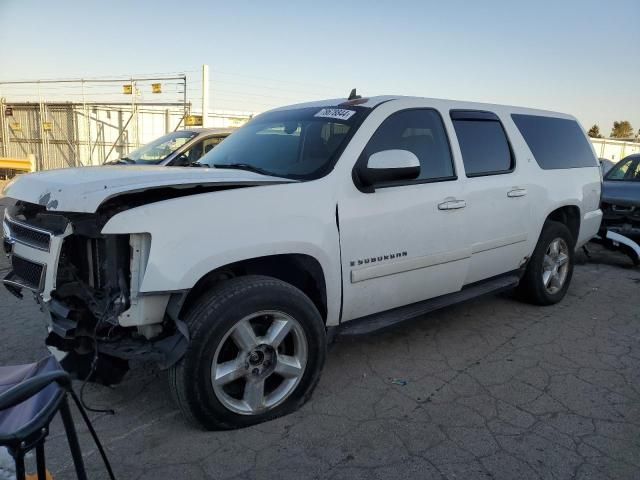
[{"x1": 1, "y1": 201, "x2": 639, "y2": 479}]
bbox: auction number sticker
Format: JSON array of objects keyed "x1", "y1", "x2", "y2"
[{"x1": 314, "y1": 108, "x2": 356, "y2": 121}]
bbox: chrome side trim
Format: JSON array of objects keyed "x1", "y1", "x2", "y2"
[
  {"x1": 350, "y1": 233, "x2": 528, "y2": 284},
  {"x1": 351, "y1": 248, "x2": 471, "y2": 283},
  {"x1": 471, "y1": 233, "x2": 527, "y2": 255}
]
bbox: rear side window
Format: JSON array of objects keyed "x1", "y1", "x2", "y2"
[
  {"x1": 451, "y1": 110, "x2": 514, "y2": 177},
  {"x1": 362, "y1": 109, "x2": 455, "y2": 183},
  {"x1": 511, "y1": 114, "x2": 597, "y2": 170}
]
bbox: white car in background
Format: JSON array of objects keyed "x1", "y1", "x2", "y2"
[{"x1": 2, "y1": 94, "x2": 602, "y2": 429}]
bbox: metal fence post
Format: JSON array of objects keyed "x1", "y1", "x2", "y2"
[
  {"x1": 82, "y1": 79, "x2": 92, "y2": 166},
  {"x1": 0, "y1": 97, "x2": 6, "y2": 157},
  {"x1": 37, "y1": 83, "x2": 46, "y2": 171}
]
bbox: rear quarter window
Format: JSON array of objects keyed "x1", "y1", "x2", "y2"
[{"x1": 511, "y1": 114, "x2": 597, "y2": 170}]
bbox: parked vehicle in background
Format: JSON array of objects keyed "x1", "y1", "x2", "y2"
[
  {"x1": 599, "y1": 157, "x2": 616, "y2": 176},
  {"x1": 594, "y1": 154, "x2": 640, "y2": 265},
  {"x1": 2, "y1": 94, "x2": 602, "y2": 430},
  {"x1": 601, "y1": 154, "x2": 640, "y2": 239},
  {"x1": 105, "y1": 128, "x2": 233, "y2": 166}
]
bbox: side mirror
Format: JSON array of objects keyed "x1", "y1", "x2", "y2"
[{"x1": 359, "y1": 149, "x2": 420, "y2": 187}]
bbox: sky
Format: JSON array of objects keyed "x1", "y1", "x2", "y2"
[{"x1": 0, "y1": 0, "x2": 638, "y2": 134}]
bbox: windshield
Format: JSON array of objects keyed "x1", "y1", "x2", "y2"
[
  {"x1": 197, "y1": 106, "x2": 365, "y2": 179},
  {"x1": 605, "y1": 156, "x2": 640, "y2": 182},
  {"x1": 123, "y1": 131, "x2": 197, "y2": 164}
]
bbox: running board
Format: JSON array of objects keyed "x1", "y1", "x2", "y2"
[{"x1": 338, "y1": 274, "x2": 520, "y2": 337}]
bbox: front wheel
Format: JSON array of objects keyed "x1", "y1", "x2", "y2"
[
  {"x1": 518, "y1": 221, "x2": 575, "y2": 305},
  {"x1": 169, "y1": 276, "x2": 326, "y2": 430}
]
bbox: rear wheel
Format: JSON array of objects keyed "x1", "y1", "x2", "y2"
[
  {"x1": 169, "y1": 275, "x2": 326, "y2": 430},
  {"x1": 518, "y1": 221, "x2": 575, "y2": 305}
]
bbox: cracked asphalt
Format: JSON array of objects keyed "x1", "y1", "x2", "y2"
[{"x1": 1, "y1": 201, "x2": 639, "y2": 479}]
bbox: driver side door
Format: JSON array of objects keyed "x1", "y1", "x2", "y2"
[{"x1": 338, "y1": 108, "x2": 471, "y2": 321}]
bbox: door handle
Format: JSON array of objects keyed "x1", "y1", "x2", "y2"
[
  {"x1": 507, "y1": 188, "x2": 527, "y2": 198},
  {"x1": 438, "y1": 199, "x2": 467, "y2": 210}
]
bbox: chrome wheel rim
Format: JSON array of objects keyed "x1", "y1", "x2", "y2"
[
  {"x1": 542, "y1": 237, "x2": 570, "y2": 295},
  {"x1": 211, "y1": 310, "x2": 308, "y2": 415}
]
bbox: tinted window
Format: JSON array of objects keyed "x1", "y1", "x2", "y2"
[
  {"x1": 511, "y1": 114, "x2": 597, "y2": 170},
  {"x1": 452, "y1": 118, "x2": 513, "y2": 176},
  {"x1": 362, "y1": 109, "x2": 454, "y2": 182}
]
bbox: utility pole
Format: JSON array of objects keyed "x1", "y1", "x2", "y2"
[{"x1": 202, "y1": 64, "x2": 209, "y2": 128}]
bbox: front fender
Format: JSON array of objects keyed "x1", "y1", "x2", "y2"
[{"x1": 101, "y1": 181, "x2": 342, "y2": 325}]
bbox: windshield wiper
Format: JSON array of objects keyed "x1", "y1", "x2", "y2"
[{"x1": 214, "y1": 163, "x2": 274, "y2": 176}]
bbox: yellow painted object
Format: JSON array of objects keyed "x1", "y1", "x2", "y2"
[
  {"x1": 185, "y1": 115, "x2": 203, "y2": 126},
  {"x1": 0, "y1": 156, "x2": 35, "y2": 172},
  {"x1": 26, "y1": 470, "x2": 54, "y2": 479}
]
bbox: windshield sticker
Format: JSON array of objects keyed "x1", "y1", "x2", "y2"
[{"x1": 314, "y1": 108, "x2": 356, "y2": 121}]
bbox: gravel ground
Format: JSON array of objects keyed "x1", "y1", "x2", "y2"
[{"x1": 1, "y1": 200, "x2": 639, "y2": 479}]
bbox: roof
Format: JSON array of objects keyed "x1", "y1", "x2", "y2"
[{"x1": 270, "y1": 95, "x2": 574, "y2": 120}]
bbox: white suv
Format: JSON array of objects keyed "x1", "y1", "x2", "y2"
[{"x1": 2, "y1": 95, "x2": 602, "y2": 429}]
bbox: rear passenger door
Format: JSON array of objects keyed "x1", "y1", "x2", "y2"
[{"x1": 450, "y1": 110, "x2": 530, "y2": 284}]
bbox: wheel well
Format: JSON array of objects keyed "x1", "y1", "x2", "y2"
[
  {"x1": 546, "y1": 206, "x2": 580, "y2": 245},
  {"x1": 178, "y1": 254, "x2": 328, "y2": 323}
]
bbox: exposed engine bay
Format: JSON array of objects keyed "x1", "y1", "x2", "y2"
[{"x1": 3, "y1": 198, "x2": 190, "y2": 385}]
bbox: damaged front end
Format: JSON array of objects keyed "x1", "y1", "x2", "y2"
[{"x1": 3, "y1": 200, "x2": 188, "y2": 385}]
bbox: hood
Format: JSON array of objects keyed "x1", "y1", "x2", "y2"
[
  {"x1": 602, "y1": 180, "x2": 640, "y2": 207},
  {"x1": 1, "y1": 165, "x2": 294, "y2": 213}
]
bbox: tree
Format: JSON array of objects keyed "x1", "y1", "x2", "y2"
[
  {"x1": 587, "y1": 125, "x2": 603, "y2": 138},
  {"x1": 610, "y1": 121, "x2": 634, "y2": 139}
]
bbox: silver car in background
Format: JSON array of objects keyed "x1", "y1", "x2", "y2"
[{"x1": 106, "y1": 128, "x2": 233, "y2": 166}]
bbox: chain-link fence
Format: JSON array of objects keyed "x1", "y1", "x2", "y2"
[
  {"x1": 0, "y1": 100, "x2": 193, "y2": 169},
  {"x1": 0, "y1": 75, "x2": 253, "y2": 172}
]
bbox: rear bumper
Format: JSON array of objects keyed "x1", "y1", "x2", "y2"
[{"x1": 576, "y1": 209, "x2": 603, "y2": 248}]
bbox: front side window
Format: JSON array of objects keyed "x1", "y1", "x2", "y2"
[
  {"x1": 198, "y1": 107, "x2": 365, "y2": 180},
  {"x1": 202, "y1": 136, "x2": 226, "y2": 154},
  {"x1": 451, "y1": 111, "x2": 513, "y2": 177},
  {"x1": 177, "y1": 136, "x2": 228, "y2": 165},
  {"x1": 605, "y1": 156, "x2": 640, "y2": 181},
  {"x1": 361, "y1": 109, "x2": 455, "y2": 182},
  {"x1": 123, "y1": 131, "x2": 197, "y2": 164}
]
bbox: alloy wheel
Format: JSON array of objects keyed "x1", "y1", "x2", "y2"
[
  {"x1": 211, "y1": 310, "x2": 308, "y2": 415},
  {"x1": 542, "y1": 237, "x2": 570, "y2": 294}
]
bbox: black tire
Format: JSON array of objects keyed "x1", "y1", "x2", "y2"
[
  {"x1": 169, "y1": 275, "x2": 326, "y2": 430},
  {"x1": 518, "y1": 221, "x2": 575, "y2": 305}
]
